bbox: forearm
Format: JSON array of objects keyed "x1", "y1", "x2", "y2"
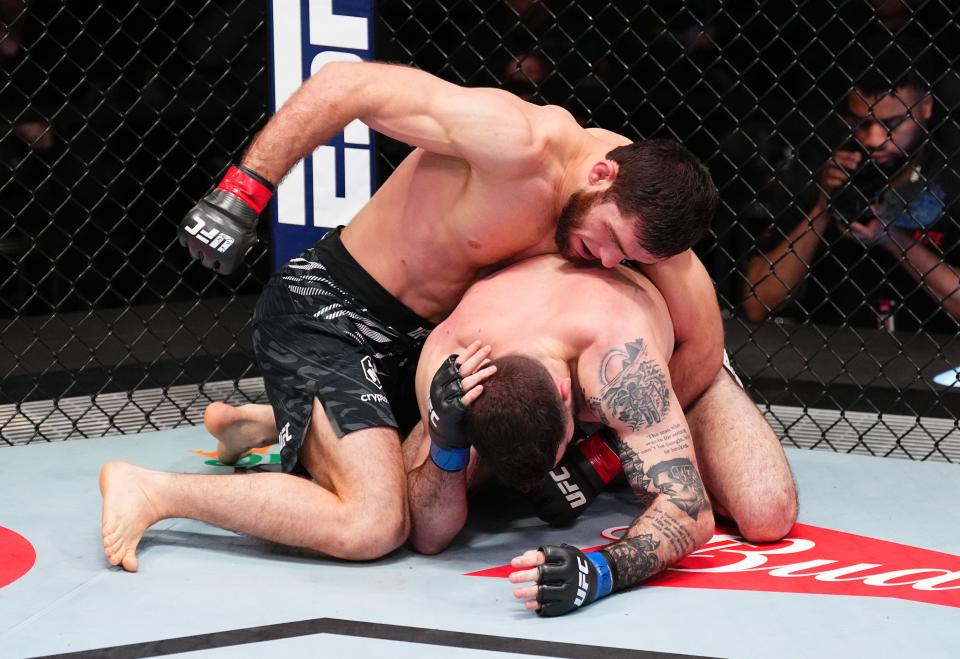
[
  {"x1": 243, "y1": 61, "x2": 371, "y2": 183},
  {"x1": 641, "y1": 252, "x2": 723, "y2": 407},
  {"x1": 407, "y1": 459, "x2": 469, "y2": 555},
  {"x1": 602, "y1": 496, "x2": 714, "y2": 590},
  {"x1": 886, "y1": 236, "x2": 960, "y2": 320},
  {"x1": 669, "y1": 337, "x2": 721, "y2": 410},
  {"x1": 743, "y1": 202, "x2": 830, "y2": 321}
]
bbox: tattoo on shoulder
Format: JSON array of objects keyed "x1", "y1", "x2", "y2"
[
  {"x1": 588, "y1": 339, "x2": 669, "y2": 432},
  {"x1": 610, "y1": 433, "x2": 657, "y2": 512},
  {"x1": 647, "y1": 458, "x2": 708, "y2": 521},
  {"x1": 605, "y1": 534, "x2": 662, "y2": 586}
]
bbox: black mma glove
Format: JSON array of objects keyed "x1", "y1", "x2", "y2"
[
  {"x1": 179, "y1": 165, "x2": 274, "y2": 274},
  {"x1": 427, "y1": 355, "x2": 470, "y2": 471},
  {"x1": 536, "y1": 544, "x2": 617, "y2": 617},
  {"x1": 534, "y1": 429, "x2": 622, "y2": 526}
]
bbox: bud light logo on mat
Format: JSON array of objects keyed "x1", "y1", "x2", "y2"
[
  {"x1": 268, "y1": 0, "x2": 376, "y2": 269},
  {"x1": 467, "y1": 523, "x2": 960, "y2": 608}
]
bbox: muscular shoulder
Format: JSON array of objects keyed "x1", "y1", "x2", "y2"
[
  {"x1": 596, "y1": 270, "x2": 673, "y2": 354},
  {"x1": 585, "y1": 126, "x2": 632, "y2": 148},
  {"x1": 523, "y1": 104, "x2": 593, "y2": 163},
  {"x1": 553, "y1": 266, "x2": 666, "y2": 341},
  {"x1": 483, "y1": 104, "x2": 625, "y2": 176}
]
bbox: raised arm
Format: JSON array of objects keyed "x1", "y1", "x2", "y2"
[
  {"x1": 509, "y1": 334, "x2": 714, "y2": 616},
  {"x1": 638, "y1": 251, "x2": 723, "y2": 408},
  {"x1": 246, "y1": 61, "x2": 544, "y2": 183},
  {"x1": 742, "y1": 207, "x2": 830, "y2": 322},
  {"x1": 407, "y1": 344, "x2": 495, "y2": 555},
  {"x1": 844, "y1": 219, "x2": 960, "y2": 321},
  {"x1": 741, "y1": 149, "x2": 860, "y2": 322},
  {"x1": 179, "y1": 62, "x2": 549, "y2": 272}
]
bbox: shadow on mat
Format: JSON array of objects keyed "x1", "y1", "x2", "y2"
[{"x1": 135, "y1": 528, "x2": 416, "y2": 568}]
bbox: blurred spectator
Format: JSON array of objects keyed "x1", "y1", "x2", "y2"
[
  {"x1": 1, "y1": 0, "x2": 55, "y2": 157},
  {"x1": 741, "y1": 40, "x2": 960, "y2": 332},
  {"x1": 502, "y1": 51, "x2": 548, "y2": 102},
  {"x1": 0, "y1": 0, "x2": 26, "y2": 59}
]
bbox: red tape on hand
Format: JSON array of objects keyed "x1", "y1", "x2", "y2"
[{"x1": 216, "y1": 166, "x2": 274, "y2": 215}]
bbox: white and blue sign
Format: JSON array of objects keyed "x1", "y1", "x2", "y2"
[
  {"x1": 933, "y1": 366, "x2": 960, "y2": 388},
  {"x1": 268, "y1": 0, "x2": 376, "y2": 270}
]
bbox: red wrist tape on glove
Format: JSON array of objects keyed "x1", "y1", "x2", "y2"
[
  {"x1": 577, "y1": 432, "x2": 622, "y2": 484},
  {"x1": 216, "y1": 166, "x2": 274, "y2": 215}
]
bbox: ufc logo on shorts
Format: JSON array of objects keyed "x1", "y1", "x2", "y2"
[
  {"x1": 278, "y1": 422, "x2": 291, "y2": 450},
  {"x1": 181, "y1": 218, "x2": 235, "y2": 253},
  {"x1": 574, "y1": 556, "x2": 589, "y2": 607},
  {"x1": 549, "y1": 467, "x2": 587, "y2": 508}
]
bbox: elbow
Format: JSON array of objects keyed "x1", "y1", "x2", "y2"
[
  {"x1": 313, "y1": 59, "x2": 359, "y2": 80},
  {"x1": 741, "y1": 295, "x2": 771, "y2": 324},
  {"x1": 693, "y1": 508, "x2": 717, "y2": 549},
  {"x1": 310, "y1": 60, "x2": 367, "y2": 96},
  {"x1": 942, "y1": 295, "x2": 960, "y2": 324}
]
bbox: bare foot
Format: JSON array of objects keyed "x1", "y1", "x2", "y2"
[
  {"x1": 99, "y1": 461, "x2": 165, "y2": 572},
  {"x1": 203, "y1": 402, "x2": 277, "y2": 465}
]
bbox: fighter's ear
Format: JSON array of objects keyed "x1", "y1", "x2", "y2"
[
  {"x1": 558, "y1": 377, "x2": 573, "y2": 403},
  {"x1": 588, "y1": 159, "x2": 620, "y2": 186}
]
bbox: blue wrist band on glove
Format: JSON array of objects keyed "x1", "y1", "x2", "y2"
[
  {"x1": 430, "y1": 443, "x2": 470, "y2": 472},
  {"x1": 585, "y1": 550, "x2": 614, "y2": 600}
]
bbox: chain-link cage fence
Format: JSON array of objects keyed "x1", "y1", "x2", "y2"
[{"x1": 2, "y1": 1, "x2": 958, "y2": 460}]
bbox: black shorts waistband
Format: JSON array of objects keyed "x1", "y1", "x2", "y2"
[{"x1": 302, "y1": 226, "x2": 434, "y2": 335}]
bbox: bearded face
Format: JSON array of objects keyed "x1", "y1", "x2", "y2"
[{"x1": 554, "y1": 188, "x2": 604, "y2": 265}]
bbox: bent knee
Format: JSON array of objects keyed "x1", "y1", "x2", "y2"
[
  {"x1": 737, "y1": 494, "x2": 798, "y2": 543},
  {"x1": 352, "y1": 522, "x2": 410, "y2": 560},
  {"x1": 322, "y1": 503, "x2": 410, "y2": 560},
  {"x1": 411, "y1": 536, "x2": 449, "y2": 556}
]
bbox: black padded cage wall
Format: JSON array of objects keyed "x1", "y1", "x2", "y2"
[{"x1": 2, "y1": 1, "x2": 958, "y2": 460}]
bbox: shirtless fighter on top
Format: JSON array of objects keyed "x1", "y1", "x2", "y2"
[
  {"x1": 99, "y1": 62, "x2": 779, "y2": 571},
  {"x1": 405, "y1": 255, "x2": 797, "y2": 616}
]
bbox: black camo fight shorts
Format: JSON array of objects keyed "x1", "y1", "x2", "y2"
[{"x1": 252, "y1": 228, "x2": 434, "y2": 474}]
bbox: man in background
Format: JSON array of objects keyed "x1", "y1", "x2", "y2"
[{"x1": 742, "y1": 40, "x2": 960, "y2": 332}]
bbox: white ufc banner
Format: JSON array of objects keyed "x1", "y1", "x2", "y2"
[{"x1": 268, "y1": 0, "x2": 376, "y2": 269}]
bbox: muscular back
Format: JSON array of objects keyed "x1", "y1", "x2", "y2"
[{"x1": 416, "y1": 256, "x2": 674, "y2": 420}]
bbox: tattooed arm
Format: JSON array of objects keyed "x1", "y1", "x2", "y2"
[
  {"x1": 508, "y1": 336, "x2": 715, "y2": 616},
  {"x1": 584, "y1": 336, "x2": 714, "y2": 584}
]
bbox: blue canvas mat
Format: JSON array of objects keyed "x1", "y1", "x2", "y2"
[{"x1": 1, "y1": 427, "x2": 958, "y2": 658}]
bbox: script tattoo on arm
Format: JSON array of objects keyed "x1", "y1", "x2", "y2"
[
  {"x1": 647, "y1": 458, "x2": 709, "y2": 521},
  {"x1": 610, "y1": 432, "x2": 657, "y2": 512},
  {"x1": 641, "y1": 423, "x2": 691, "y2": 456},
  {"x1": 643, "y1": 507, "x2": 699, "y2": 555},
  {"x1": 604, "y1": 534, "x2": 663, "y2": 586},
  {"x1": 588, "y1": 339, "x2": 670, "y2": 431}
]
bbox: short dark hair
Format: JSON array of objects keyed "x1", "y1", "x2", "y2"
[
  {"x1": 849, "y1": 38, "x2": 929, "y2": 97},
  {"x1": 605, "y1": 138, "x2": 718, "y2": 258},
  {"x1": 462, "y1": 355, "x2": 566, "y2": 492}
]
